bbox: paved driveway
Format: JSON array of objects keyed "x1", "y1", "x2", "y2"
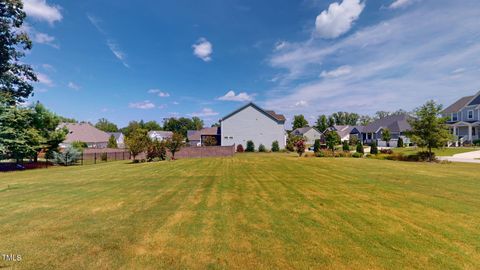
[{"x1": 438, "y1": 150, "x2": 480, "y2": 164}]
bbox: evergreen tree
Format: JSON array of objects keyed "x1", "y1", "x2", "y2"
[
  {"x1": 397, "y1": 137, "x2": 404, "y2": 148},
  {"x1": 313, "y1": 139, "x2": 321, "y2": 153},
  {"x1": 108, "y1": 135, "x2": 118, "y2": 148},
  {"x1": 316, "y1": 115, "x2": 328, "y2": 132},
  {"x1": 370, "y1": 141, "x2": 378, "y2": 155},
  {"x1": 246, "y1": 140, "x2": 255, "y2": 152},
  {"x1": 271, "y1": 141, "x2": 280, "y2": 152},
  {"x1": 324, "y1": 131, "x2": 340, "y2": 153},
  {"x1": 342, "y1": 140, "x2": 350, "y2": 151},
  {"x1": 356, "y1": 142, "x2": 364, "y2": 154}
]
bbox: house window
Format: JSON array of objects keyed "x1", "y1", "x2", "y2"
[
  {"x1": 468, "y1": 110, "x2": 474, "y2": 119},
  {"x1": 452, "y1": 113, "x2": 458, "y2": 121}
]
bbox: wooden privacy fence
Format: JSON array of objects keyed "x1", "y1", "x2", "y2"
[
  {"x1": 80, "y1": 148, "x2": 131, "y2": 165},
  {"x1": 173, "y1": 145, "x2": 235, "y2": 159}
]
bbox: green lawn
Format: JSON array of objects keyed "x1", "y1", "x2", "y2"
[
  {"x1": 393, "y1": 147, "x2": 479, "y2": 156},
  {"x1": 1, "y1": 154, "x2": 480, "y2": 269}
]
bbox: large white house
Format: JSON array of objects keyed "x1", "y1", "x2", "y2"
[{"x1": 220, "y1": 103, "x2": 286, "y2": 150}]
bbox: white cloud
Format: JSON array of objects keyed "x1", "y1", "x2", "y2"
[
  {"x1": 295, "y1": 100, "x2": 309, "y2": 107},
  {"x1": 320, "y1": 65, "x2": 352, "y2": 78},
  {"x1": 217, "y1": 90, "x2": 253, "y2": 102},
  {"x1": 315, "y1": 0, "x2": 365, "y2": 39},
  {"x1": 67, "y1": 82, "x2": 80, "y2": 90},
  {"x1": 389, "y1": 0, "x2": 414, "y2": 9},
  {"x1": 189, "y1": 108, "x2": 219, "y2": 117},
  {"x1": 41, "y1": 63, "x2": 55, "y2": 72},
  {"x1": 148, "y1": 89, "x2": 170, "y2": 97},
  {"x1": 192, "y1": 37, "x2": 213, "y2": 62},
  {"x1": 19, "y1": 23, "x2": 58, "y2": 48},
  {"x1": 107, "y1": 40, "x2": 129, "y2": 68},
  {"x1": 275, "y1": 41, "x2": 289, "y2": 51},
  {"x1": 266, "y1": 0, "x2": 480, "y2": 116},
  {"x1": 23, "y1": 0, "x2": 62, "y2": 25},
  {"x1": 36, "y1": 72, "x2": 53, "y2": 87},
  {"x1": 129, "y1": 101, "x2": 155, "y2": 110}
]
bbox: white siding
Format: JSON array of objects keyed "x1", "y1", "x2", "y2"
[
  {"x1": 221, "y1": 105, "x2": 286, "y2": 150},
  {"x1": 303, "y1": 129, "x2": 322, "y2": 145}
]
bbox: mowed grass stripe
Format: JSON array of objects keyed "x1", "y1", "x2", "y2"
[{"x1": 0, "y1": 154, "x2": 479, "y2": 269}]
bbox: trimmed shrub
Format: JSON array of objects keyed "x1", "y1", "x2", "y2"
[
  {"x1": 380, "y1": 149, "x2": 393, "y2": 154},
  {"x1": 349, "y1": 136, "x2": 359, "y2": 146},
  {"x1": 370, "y1": 141, "x2": 378, "y2": 155},
  {"x1": 53, "y1": 146, "x2": 81, "y2": 166},
  {"x1": 352, "y1": 152, "x2": 363, "y2": 158},
  {"x1": 246, "y1": 140, "x2": 255, "y2": 152},
  {"x1": 100, "y1": 152, "x2": 108, "y2": 162},
  {"x1": 236, "y1": 144, "x2": 244, "y2": 152},
  {"x1": 271, "y1": 141, "x2": 280, "y2": 152},
  {"x1": 258, "y1": 144, "x2": 266, "y2": 152},
  {"x1": 342, "y1": 140, "x2": 350, "y2": 151},
  {"x1": 473, "y1": 139, "x2": 480, "y2": 146},
  {"x1": 313, "y1": 139, "x2": 321, "y2": 153},
  {"x1": 397, "y1": 137, "x2": 404, "y2": 148},
  {"x1": 356, "y1": 142, "x2": 364, "y2": 154},
  {"x1": 315, "y1": 150, "x2": 325, "y2": 157}
]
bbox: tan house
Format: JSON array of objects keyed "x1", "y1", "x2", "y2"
[{"x1": 59, "y1": 123, "x2": 110, "y2": 149}]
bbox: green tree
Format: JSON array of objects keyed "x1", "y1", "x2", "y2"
[
  {"x1": 108, "y1": 135, "x2": 118, "y2": 148},
  {"x1": 125, "y1": 129, "x2": 149, "y2": 161},
  {"x1": 258, "y1": 144, "x2": 266, "y2": 152},
  {"x1": 203, "y1": 136, "x2": 217, "y2": 146},
  {"x1": 166, "y1": 133, "x2": 185, "y2": 159},
  {"x1": 246, "y1": 140, "x2": 255, "y2": 152},
  {"x1": 324, "y1": 131, "x2": 340, "y2": 153},
  {"x1": 370, "y1": 141, "x2": 378, "y2": 155},
  {"x1": 95, "y1": 118, "x2": 118, "y2": 132},
  {"x1": 359, "y1": 115, "x2": 373, "y2": 126},
  {"x1": 313, "y1": 139, "x2": 321, "y2": 153},
  {"x1": 143, "y1": 120, "x2": 162, "y2": 131},
  {"x1": 292, "y1": 115, "x2": 309, "y2": 130},
  {"x1": 382, "y1": 128, "x2": 392, "y2": 147},
  {"x1": 271, "y1": 141, "x2": 280, "y2": 152},
  {"x1": 192, "y1": 117, "x2": 204, "y2": 130},
  {"x1": 316, "y1": 115, "x2": 328, "y2": 132},
  {"x1": 0, "y1": 0, "x2": 37, "y2": 105},
  {"x1": 53, "y1": 146, "x2": 81, "y2": 166},
  {"x1": 342, "y1": 140, "x2": 350, "y2": 151},
  {"x1": 397, "y1": 137, "x2": 404, "y2": 148},
  {"x1": 146, "y1": 139, "x2": 167, "y2": 161},
  {"x1": 30, "y1": 102, "x2": 67, "y2": 159},
  {"x1": 407, "y1": 100, "x2": 452, "y2": 161},
  {"x1": 163, "y1": 117, "x2": 198, "y2": 137},
  {"x1": 327, "y1": 116, "x2": 335, "y2": 127},
  {"x1": 71, "y1": 141, "x2": 88, "y2": 150},
  {"x1": 356, "y1": 141, "x2": 364, "y2": 154}
]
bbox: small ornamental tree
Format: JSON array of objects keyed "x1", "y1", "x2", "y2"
[
  {"x1": 71, "y1": 141, "x2": 88, "y2": 151},
  {"x1": 356, "y1": 141, "x2": 364, "y2": 154},
  {"x1": 258, "y1": 144, "x2": 266, "y2": 152},
  {"x1": 53, "y1": 146, "x2": 81, "y2": 166},
  {"x1": 370, "y1": 141, "x2": 378, "y2": 155},
  {"x1": 286, "y1": 134, "x2": 301, "y2": 152},
  {"x1": 382, "y1": 128, "x2": 392, "y2": 147},
  {"x1": 313, "y1": 139, "x2": 321, "y2": 153},
  {"x1": 203, "y1": 136, "x2": 217, "y2": 146},
  {"x1": 349, "y1": 135, "x2": 359, "y2": 146},
  {"x1": 324, "y1": 131, "x2": 341, "y2": 153},
  {"x1": 295, "y1": 140, "x2": 306, "y2": 157},
  {"x1": 236, "y1": 144, "x2": 244, "y2": 152},
  {"x1": 246, "y1": 140, "x2": 255, "y2": 152},
  {"x1": 125, "y1": 129, "x2": 149, "y2": 161},
  {"x1": 271, "y1": 141, "x2": 280, "y2": 152},
  {"x1": 342, "y1": 140, "x2": 350, "y2": 151},
  {"x1": 108, "y1": 135, "x2": 118, "y2": 148},
  {"x1": 397, "y1": 137, "x2": 404, "y2": 148},
  {"x1": 166, "y1": 133, "x2": 185, "y2": 159}
]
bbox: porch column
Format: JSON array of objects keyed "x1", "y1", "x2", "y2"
[{"x1": 468, "y1": 125, "x2": 473, "y2": 141}]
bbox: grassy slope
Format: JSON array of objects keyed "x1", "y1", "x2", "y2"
[
  {"x1": 0, "y1": 154, "x2": 479, "y2": 269},
  {"x1": 393, "y1": 147, "x2": 479, "y2": 156}
]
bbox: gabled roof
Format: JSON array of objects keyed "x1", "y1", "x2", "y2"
[
  {"x1": 148, "y1": 130, "x2": 173, "y2": 138},
  {"x1": 59, "y1": 123, "x2": 110, "y2": 143},
  {"x1": 292, "y1": 126, "x2": 320, "y2": 135},
  {"x1": 187, "y1": 127, "x2": 220, "y2": 141},
  {"x1": 443, "y1": 94, "x2": 476, "y2": 114},
  {"x1": 107, "y1": 132, "x2": 123, "y2": 140},
  {"x1": 363, "y1": 114, "x2": 412, "y2": 133},
  {"x1": 219, "y1": 102, "x2": 286, "y2": 124},
  {"x1": 328, "y1": 125, "x2": 354, "y2": 138}
]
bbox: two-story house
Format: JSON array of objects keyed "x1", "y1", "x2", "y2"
[{"x1": 442, "y1": 91, "x2": 480, "y2": 144}]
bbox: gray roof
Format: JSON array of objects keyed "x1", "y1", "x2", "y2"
[
  {"x1": 59, "y1": 123, "x2": 110, "y2": 143},
  {"x1": 220, "y1": 102, "x2": 286, "y2": 124},
  {"x1": 443, "y1": 95, "x2": 475, "y2": 114},
  {"x1": 329, "y1": 125, "x2": 354, "y2": 138},
  {"x1": 363, "y1": 114, "x2": 412, "y2": 133},
  {"x1": 148, "y1": 131, "x2": 173, "y2": 138},
  {"x1": 187, "y1": 127, "x2": 220, "y2": 141},
  {"x1": 292, "y1": 126, "x2": 320, "y2": 135}
]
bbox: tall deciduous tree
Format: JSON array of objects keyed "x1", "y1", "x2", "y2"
[
  {"x1": 107, "y1": 135, "x2": 118, "y2": 148},
  {"x1": 30, "y1": 102, "x2": 67, "y2": 159},
  {"x1": 125, "y1": 129, "x2": 149, "y2": 161},
  {"x1": 324, "y1": 130, "x2": 340, "y2": 153},
  {"x1": 0, "y1": 0, "x2": 37, "y2": 104},
  {"x1": 407, "y1": 101, "x2": 452, "y2": 161},
  {"x1": 95, "y1": 118, "x2": 119, "y2": 132},
  {"x1": 382, "y1": 128, "x2": 391, "y2": 147},
  {"x1": 292, "y1": 115, "x2": 309, "y2": 130},
  {"x1": 166, "y1": 133, "x2": 185, "y2": 159},
  {"x1": 316, "y1": 115, "x2": 328, "y2": 132},
  {"x1": 192, "y1": 117, "x2": 204, "y2": 130}
]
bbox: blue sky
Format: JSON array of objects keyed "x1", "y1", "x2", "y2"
[{"x1": 22, "y1": 0, "x2": 480, "y2": 127}]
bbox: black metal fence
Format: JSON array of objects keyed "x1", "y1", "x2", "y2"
[{"x1": 80, "y1": 149, "x2": 131, "y2": 165}]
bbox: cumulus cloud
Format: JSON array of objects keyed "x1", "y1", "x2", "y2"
[
  {"x1": 67, "y1": 82, "x2": 80, "y2": 90},
  {"x1": 36, "y1": 73, "x2": 53, "y2": 87},
  {"x1": 148, "y1": 89, "x2": 170, "y2": 97},
  {"x1": 320, "y1": 65, "x2": 352, "y2": 78},
  {"x1": 217, "y1": 90, "x2": 253, "y2": 102},
  {"x1": 129, "y1": 101, "x2": 155, "y2": 109},
  {"x1": 315, "y1": 0, "x2": 365, "y2": 39},
  {"x1": 192, "y1": 38, "x2": 213, "y2": 62},
  {"x1": 295, "y1": 100, "x2": 309, "y2": 107},
  {"x1": 23, "y1": 0, "x2": 62, "y2": 25},
  {"x1": 189, "y1": 108, "x2": 219, "y2": 117},
  {"x1": 19, "y1": 23, "x2": 58, "y2": 48}
]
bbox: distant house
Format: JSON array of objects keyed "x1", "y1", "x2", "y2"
[
  {"x1": 358, "y1": 114, "x2": 412, "y2": 147},
  {"x1": 59, "y1": 123, "x2": 110, "y2": 149},
  {"x1": 148, "y1": 131, "x2": 173, "y2": 141},
  {"x1": 292, "y1": 127, "x2": 322, "y2": 145},
  {"x1": 220, "y1": 102, "x2": 286, "y2": 150},
  {"x1": 442, "y1": 91, "x2": 480, "y2": 145},
  {"x1": 187, "y1": 127, "x2": 221, "y2": 146},
  {"x1": 107, "y1": 132, "x2": 125, "y2": 148},
  {"x1": 325, "y1": 125, "x2": 357, "y2": 142}
]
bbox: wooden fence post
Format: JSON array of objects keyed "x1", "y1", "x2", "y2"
[{"x1": 94, "y1": 153, "x2": 97, "y2": 164}]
